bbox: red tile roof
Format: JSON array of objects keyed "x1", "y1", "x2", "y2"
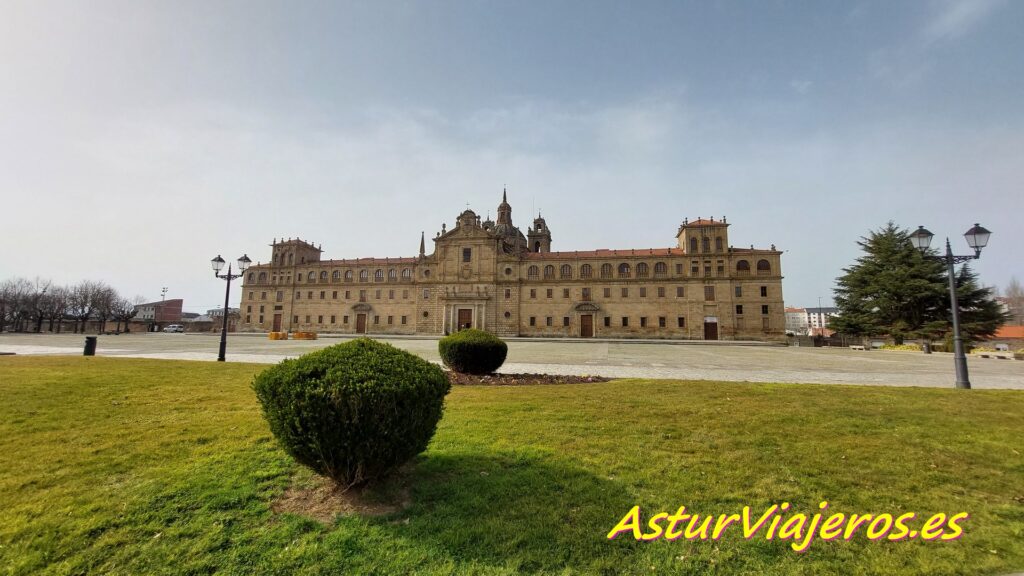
[
  {"x1": 523, "y1": 248, "x2": 683, "y2": 259},
  {"x1": 993, "y1": 325, "x2": 1024, "y2": 339},
  {"x1": 321, "y1": 257, "x2": 419, "y2": 265}
]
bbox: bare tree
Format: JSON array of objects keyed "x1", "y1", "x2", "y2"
[
  {"x1": 29, "y1": 278, "x2": 52, "y2": 333},
  {"x1": 91, "y1": 284, "x2": 118, "y2": 334},
  {"x1": 1, "y1": 278, "x2": 34, "y2": 332},
  {"x1": 1006, "y1": 277, "x2": 1024, "y2": 326},
  {"x1": 43, "y1": 286, "x2": 71, "y2": 332},
  {"x1": 111, "y1": 295, "x2": 144, "y2": 333}
]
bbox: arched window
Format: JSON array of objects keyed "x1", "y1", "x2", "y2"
[
  {"x1": 702, "y1": 237, "x2": 711, "y2": 253},
  {"x1": 344, "y1": 270, "x2": 353, "y2": 282},
  {"x1": 690, "y1": 238, "x2": 698, "y2": 253},
  {"x1": 580, "y1": 264, "x2": 593, "y2": 278},
  {"x1": 307, "y1": 271, "x2": 315, "y2": 281},
  {"x1": 757, "y1": 259, "x2": 771, "y2": 275},
  {"x1": 654, "y1": 262, "x2": 667, "y2": 276},
  {"x1": 544, "y1": 265, "x2": 555, "y2": 279},
  {"x1": 636, "y1": 263, "x2": 649, "y2": 278},
  {"x1": 359, "y1": 270, "x2": 368, "y2": 282},
  {"x1": 560, "y1": 264, "x2": 572, "y2": 279},
  {"x1": 287, "y1": 253, "x2": 293, "y2": 265},
  {"x1": 716, "y1": 237, "x2": 724, "y2": 252},
  {"x1": 736, "y1": 260, "x2": 751, "y2": 275},
  {"x1": 401, "y1": 268, "x2": 411, "y2": 280},
  {"x1": 534, "y1": 241, "x2": 541, "y2": 253},
  {"x1": 618, "y1": 263, "x2": 631, "y2": 278},
  {"x1": 258, "y1": 272, "x2": 267, "y2": 283},
  {"x1": 374, "y1": 269, "x2": 384, "y2": 281},
  {"x1": 332, "y1": 270, "x2": 341, "y2": 280},
  {"x1": 319, "y1": 271, "x2": 328, "y2": 281},
  {"x1": 247, "y1": 272, "x2": 255, "y2": 282},
  {"x1": 600, "y1": 263, "x2": 613, "y2": 278},
  {"x1": 528, "y1": 265, "x2": 539, "y2": 279},
  {"x1": 388, "y1": 269, "x2": 397, "y2": 281}
]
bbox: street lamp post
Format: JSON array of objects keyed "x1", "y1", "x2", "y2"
[
  {"x1": 211, "y1": 254, "x2": 251, "y2": 362},
  {"x1": 909, "y1": 224, "x2": 992, "y2": 390}
]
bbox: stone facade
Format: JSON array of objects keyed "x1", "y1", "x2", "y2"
[{"x1": 238, "y1": 192, "x2": 786, "y2": 341}]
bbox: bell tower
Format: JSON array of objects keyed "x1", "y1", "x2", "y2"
[{"x1": 528, "y1": 212, "x2": 552, "y2": 253}]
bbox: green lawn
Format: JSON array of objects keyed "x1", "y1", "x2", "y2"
[{"x1": 1, "y1": 356, "x2": 1022, "y2": 575}]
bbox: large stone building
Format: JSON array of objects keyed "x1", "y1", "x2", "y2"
[{"x1": 238, "y1": 192, "x2": 785, "y2": 341}]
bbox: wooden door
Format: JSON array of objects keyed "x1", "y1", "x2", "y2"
[
  {"x1": 356, "y1": 314, "x2": 367, "y2": 334},
  {"x1": 457, "y1": 309, "x2": 473, "y2": 331},
  {"x1": 704, "y1": 321, "x2": 719, "y2": 340},
  {"x1": 580, "y1": 314, "x2": 593, "y2": 338},
  {"x1": 272, "y1": 314, "x2": 282, "y2": 332}
]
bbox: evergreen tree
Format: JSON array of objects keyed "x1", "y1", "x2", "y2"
[
  {"x1": 952, "y1": 264, "x2": 1010, "y2": 343},
  {"x1": 831, "y1": 222, "x2": 947, "y2": 344}
]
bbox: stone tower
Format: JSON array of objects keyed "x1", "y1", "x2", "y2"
[{"x1": 528, "y1": 212, "x2": 552, "y2": 253}]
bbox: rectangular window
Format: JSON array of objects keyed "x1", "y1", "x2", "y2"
[
  {"x1": 261, "y1": 291, "x2": 267, "y2": 300},
  {"x1": 463, "y1": 247, "x2": 472, "y2": 262},
  {"x1": 640, "y1": 317, "x2": 648, "y2": 327},
  {"x1": 563, "y1": 317, "x2": 570, "y2": 327},
  {"x1": 293, "y1": 315, "x2": 299, "y2": 323},
  {"x1": 704, "y1": 286, "x2": 716, "y2": 301},
  {"x1": 360, "y1": 290, "x2": 367, "y2": 302},
  {"x1": 659, "y1": 316, "x2": 666, "y2": 328},
  {"x1": 563, "y1": 288, "x2": 570, "y2": 298},
  {"x1": 388, "y1": 315, "x2": 393, "y2": 325},
  {"x1": 246, "y1": 305, "x2": 252, "y2": 313},
  {"x1": 763, "y1": 317, "x2": 770, "y2": 330},
  {"x1": 258, "y1": 315, "x2": 263, "y2": 323},
  {"x1": 306, "y1": 291, "x2": 312, "y2": 299},
  {"x1": 343, "y1": 315, "x2": 349, "y2": 324},
  {"x1": 622, "y1": 317, "x2": 630, "y2": 327},
  {"x1": 604, "y1": 316, "x2": 611, "y2": 327},
  {"x1": 276, "y1": 291, "x2": 283, "y2": 302},
  {"x1": 639, "y1": 287, "x2": 647, "y2": 298},
  {"x1": 735, "y1": 286, "x2": 742, "y2": 298},
  {"x1": 678, "y1": 316, "x2": 686, "y2": 328},
  {"x1": 330, "y1": 315, "x2": 336, "y2": 324},
  {"x1": 762, "y1": 305, "x2": 769, "y2": 315},
  {"x1": 401, "y1": 315, "x2": 407, "y2": 325},
  {"x1": 546, "y1": 289, "x2": 553, "y2": 298},
  {"x1": 546, "y1": 316, "x2": 553, "y2": 327},
  {"x1": 530, "y1": 316, "x2": 536, "y2": 326},
  {"x1": 761, "y1": 286, "x2": 768, "y2": 297},
  {"x1": 345, "y1": 290, "x2": 351, "y2": 299},
  {"x1": 676, "y1": 286, "x2": 684, "y2": 297},
  {"x1": 717, "y1": 262, "x2": 725, "y2": 275},
  {"x1": 658, "y1": 286, "x2": 665, "y2": 297},
  {"x1": 505, "y1": 288, "x2": 511, "y2": 299},
  {"x1": 704, "y1": 265, "x2": 712, "y2": 277},
  {"x1": 621, "y1": 287, "x2": 628, "y2": 297},
  {"x1": 332, "y1": 291, "x2": 338, "y2": 299},
  {"x1": 248, "y1": 291, "x2": 253, "y2": 300},
  {"x1": 403, "y1": 290, "x2": 409, "y2": 299},
  {"x1": 259, "y1": 305, "x2": 264, "y2": 313},
  {"x1": 530, "y1": 288, "x2": 537, "y2": 299},
  {"x1": 317, "y1": 315, "x2": 323, "y2": 324},
  {"x1": 736, "y1": 305, "x2": 744, "y2": 315},
  {"x1": 305, "y1": 315, "x2": 310, "y2": 323},
  {"x1": 423, "y1": 289, "x2": 430, "y2": 299},
  {"x1": 582, "y1": 287, "x2": 591, "y2": 301},
  {"x1": 295, "y1": 291, "x2": 301, "y2": 300},
  {"x1": 603, "y1": 287, "x2": 611, "y2": 298},
  {"x1": 691, "y1": 263, "x2": 699, "y2": 275},
  {"x1": 374, "y1": 315, "x2": 380, "y2": 325},
  {"x1": 389, "y1": 290, "x2": 394, "y2": 299},
  {"x1": 676, "y1": 263, "x2": 683, "y2": 275},
  {"x1": 246, "y1": 315, "x2": 251, "y2": 323},
  {"x1": 375, "y1": 289, "x2": 381, "y2": 299},
  {"x1": 320, "y1": 291, "x2": 325, "y2": 299}
]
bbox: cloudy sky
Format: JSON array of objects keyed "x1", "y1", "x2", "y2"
[{"x1": 2, "y1": 0, "x2": 1021, "y2": 313}]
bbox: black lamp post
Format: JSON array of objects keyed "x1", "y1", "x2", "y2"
[
  {"x1": 211, "y1": 254, "x2": 251, "y2": 362},
  {"x1": 908, "y1": 223, "x2": 992, "y2": 389}
]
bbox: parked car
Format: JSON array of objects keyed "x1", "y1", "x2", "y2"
[{"x1": 163, "y1": 324, "x2": 184, "y2": 333}]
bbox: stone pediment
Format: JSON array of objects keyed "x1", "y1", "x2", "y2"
[
  {"x1": 435, "y1": 225, "x2": 494, "y2": 243},
  {"x1": 574, "y1": 302, "x2": 601, "y2": 312},
  {"x1": 351, "y1": 303, "x2": 373, "y2": 312}
]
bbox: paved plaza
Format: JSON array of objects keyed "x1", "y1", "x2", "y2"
[{"x1": 2, "y1": 332, "x2": 1021, "y2": 389}]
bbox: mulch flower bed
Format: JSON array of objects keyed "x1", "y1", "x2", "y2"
[{"x1": 445, "y1": 372, "x2": 610, "y2": 386}]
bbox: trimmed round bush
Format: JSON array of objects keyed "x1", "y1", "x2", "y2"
[
  {"x1": 438, "y1": 329, "x2": 508, "y2": 375},
  {"x1": 252, "y1": 338, "x2": 450, "y2": 488}
]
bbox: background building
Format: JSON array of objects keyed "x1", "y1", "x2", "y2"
[
  {"x1": 134, "y1": 299, "x2": 183, "y2": 332},
  {"x1": 238, "y1": 192, "x2": 786, "y2": 341}
]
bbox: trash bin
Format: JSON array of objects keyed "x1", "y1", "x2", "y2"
[
  {"x1": 922, "y1": 342, "x2": 932, "y2": 354},
  {"x1": 84, "y1": 336, "x2": 97, "y2": 356}
]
